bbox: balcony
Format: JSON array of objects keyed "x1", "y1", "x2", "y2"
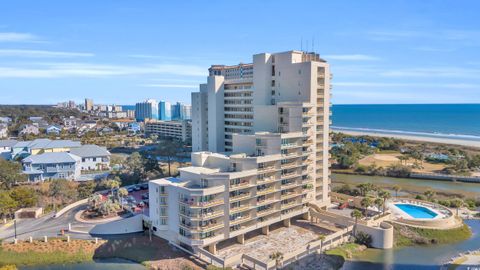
[
  {"x1": 256, "y1": 187, "x2": 276, "y2": 196},
  {"x1": 258, "y1": 166, "x2": 277, "y2": 173},
  {"x1": 230, "y1": 204, "x2": 251, "y2": 213},
  {"x1": 180, "y1": 210, "x2": 224, "y2": 220},
  {"x1": 281, "y1": 162, "x2": 300, "y2": 170},
  {"x1": 230, "y1": 215, "x2": 252, "y2": 225},
  {"x1": 230, "y1": 181, "x2": 252, "y2": 191},
  {"x1": 179, "y1": 198, "x2": 224, "y2": 208},
  {"x1": 281, "y1": 191, "x2": 300, "y2": 200},
  {"x1": 280, "y1": 201, "x2": 298, "y2": 210},
  {"x1": 257, "y1": 175, "x2": 277, "y2": 184},
  {"x1": 229, "y1": 192, "x2": 251, "y2": 202},
  {"x1": 281, "y1": 143, "x2": 302, "y2": 149},
  {"x1": 256, "y1": 208, "x2": 276, "y2": 217},
  {"x1": 180, "y1": 222, "x2": 224, "y2": 233}
]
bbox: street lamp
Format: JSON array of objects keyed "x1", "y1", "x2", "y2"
[{"x1": 14, "y1": 219, "x2": 17, "y2": 240}]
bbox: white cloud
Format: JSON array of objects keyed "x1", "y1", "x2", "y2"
[
  {"x1": 140, "y1": 84, "x2": 197, "y2": 88},
  {"x1": 334, "y1": 81, "x2": 480, "y2": 89},
  {"x1": 0, "y1": 49, "x2": 94, "y2": 58},
  {"x1": 380, "y1": 67, "x2": 480, "y2": 79},
  {"x1": 324, "y1": 54, "x2": 381, "y2": 61},
  {"x1": 0, "y1": 32, "x2": 40, "y2": 42},
  {"x1": 0, "y1": 62, "x2": 207, "y2": 78}
]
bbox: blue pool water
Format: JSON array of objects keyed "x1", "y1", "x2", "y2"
[{"x1": 395, "y1": 203, "x2": 438, "y2": 219}]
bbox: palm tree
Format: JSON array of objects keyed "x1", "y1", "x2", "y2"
[
  {"x1": 374, "y1": 198, "x2": 384, "y2": 213},
  {"x1": 350, "y1": 209, "x2": 363, "y2": 237},
  {"x1": 118, "y1": 187, "x2": 128, "y2": 210},
  {"x1": 424, "y1": 190, "x2": 436, "y2": 201},
  {"x1": 317, "y1": 235, "x2": 326, "y2": 254},
  {"x1": 88, "y1": 193, "x2": 103, "y2": 210},
  {"x1": 106, "y1": 178, "x2": 120, "y2": 202},
  {"x1": 360, "y1": 197, "x2": 373, "y2": 216},
  {"x1": 269, "y1": 251, "x2": 284, "y2": 270},
  {"x1": 450, "y1": 198, "x2": 464, "y2": 217},
  {"x1": 392, "y1": 185, "x2": 401, "y2": 198},
  {"x1": 398, "y1": 155, "x2": 409, "y2": 166},
  {"x1": 378, "y1": 189, "x2": 392, "y2": 214}
]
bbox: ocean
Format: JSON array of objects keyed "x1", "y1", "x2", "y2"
[{"x1": 332, "y1": 104, "x2": 480, "y2": 140}]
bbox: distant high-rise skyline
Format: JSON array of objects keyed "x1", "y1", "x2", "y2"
[
  {"x1": 135, "y1": 99, "x2": 159, "y2": 122},
  {"x1": 158, "y1": 101, "x2": 171, "y2": 121},
  {"x1": 1, "y1": 1, "x2": 479, "y2": 105}
]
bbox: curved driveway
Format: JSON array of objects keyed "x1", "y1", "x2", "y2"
[{"x1": 0, "y1": 204, "x2": 97, "y2": 241}]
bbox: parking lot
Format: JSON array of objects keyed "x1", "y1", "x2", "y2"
[{"x1": 124, "y1": 183, "x2": 149, "y2": 215}]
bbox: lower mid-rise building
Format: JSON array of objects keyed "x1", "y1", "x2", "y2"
[
  {"x1": 145, "y1": 120, "x2": 192, "y2": 142},
  {"x1": 148, "y1": 131, "x2": 321, "y2": 254}
]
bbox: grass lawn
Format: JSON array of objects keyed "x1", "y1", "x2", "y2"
[
  {"x1": 394, "y1": 223, "x2": 472, "y2": 247},
  {"x1": 0, "y1": 238, "x2": 99, "y2": 267},
  {"x1": 0, "y1": 235, "x2": 204, "y2": 270},
  {"x1": 325, "y1": 243, "x2": 364, "y2": 259}
]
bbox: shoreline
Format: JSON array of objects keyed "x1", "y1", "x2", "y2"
[{"x1": 333, "y1": 128, "x2": 480, "y2": 148}]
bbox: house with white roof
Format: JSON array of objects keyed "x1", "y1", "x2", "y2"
[{"x1": 0, "y1": 124, "x2": 8, "y2": 138}]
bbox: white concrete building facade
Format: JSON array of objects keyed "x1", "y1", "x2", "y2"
[{"x1": 149, "y1": 50, "x2": 332, "y2": 254}]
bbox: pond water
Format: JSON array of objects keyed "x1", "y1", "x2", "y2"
[
  {"x1": 19, "y1": 259, "x2": 145, "y2": 270},
  {"x1": 332, "y1": 173, "x2": 480, "y2": 196},
  {"x1": 343, "y1": 219, "x2": 480, "y2": 270}
]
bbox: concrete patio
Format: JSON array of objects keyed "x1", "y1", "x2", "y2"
[{"x1": 217, "y1": 219, "x2": 336, "y2": 261}]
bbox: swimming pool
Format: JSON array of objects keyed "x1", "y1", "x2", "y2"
[{"x1": 394, "y1": 203, "x2": 438, "y2": 219}]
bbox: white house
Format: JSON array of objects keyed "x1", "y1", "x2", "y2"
[
  {"x1": 19, "y1": 124, "x2": 40, "y2": 136},
  {"x1": 0, "y1": 139, "x2": 17, "y2": 159},
  {"x1": 69, "y1": 144, "x2": 111, "y2": 171},
  {"x1": 0, "y1": 124, "x2": 8, "y2": 138}
]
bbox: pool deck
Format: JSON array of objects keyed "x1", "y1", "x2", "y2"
[
  {"x1": 388, "y1": 201, "x2": 445, "y2": 220},
  {"x1": 388, "y1": 199, "x2": 461, "y2": 229}
]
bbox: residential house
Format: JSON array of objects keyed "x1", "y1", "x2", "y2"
[
  {"x1": 46, "y1": 125, "x2": 62, "y2": 135},
  {"x1": 70, "y1": 145, "x2": 111, "y2": 171},
  {"x1": 29, "y1": 117, "x2": 49, "y2": 129},
  {"x1": 63, "y1": 116, "x2": 79, "y2": 131},
  {"x1": 0, "y1": 140, "x2": 17, "y2": 159},
  {"x1": 128, "y1": 122, "x2": 141, "y2": 134},
  {"x1": 19, "y1": 124, "x2": 40, "y2": 136},
  {"x1": 11, "y1": 139, "x2": 81, "y2": 159},
  {"x1": 0, "y1": 117, "x2": 12, "y2": 124},
  {"x1": 0, "y1": 124, "x2": 8, "y2": 138},
  {"x1": 22, "y1": 152, "x2": 81, "y2": 182}
]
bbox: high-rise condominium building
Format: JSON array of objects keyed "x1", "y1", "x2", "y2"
[
  {"x1": 148, "y1": 50, "x2": 331, "y2": 255},
  {"x1": 85, "y1": 98, "x2": 94, "y2": 111},
  {"x1": 135, "y1": 99, "x2": 159, "y2": 122},
  {"x1": 171, "y1": 102, "x2": 192, "y2": 120},
  {"x1": 158, "y1": 101, "x2": 172, "y2": 120}
]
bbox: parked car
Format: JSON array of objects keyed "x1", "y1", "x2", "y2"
[
  {"x1": 134, "y1": 186, "x2": 141, "y2": 191},
  {"x1": 143, "y1": 199, "x2": 149, "y2": 206},
  {"x1": 127, "y1": 187, "x2": 134, "y2": 192},
  {"x1": 140, "y1": 183, "x2": 148, "y2": 190},
  {"x1": 142, "y1": 193, "x2": 149, "y2": 200}
]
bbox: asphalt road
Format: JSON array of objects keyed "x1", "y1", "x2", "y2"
[{"x1": 0, "y1": 204, "x2": 96, "y2": 241}]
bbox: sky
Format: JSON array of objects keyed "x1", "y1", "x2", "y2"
[{"x1": 0, "y1": 0, "x2": 480, "y2": 105}]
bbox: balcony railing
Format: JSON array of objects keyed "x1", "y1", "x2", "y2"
[
  {"x1": 179, "y1": 199, "x2": 224, "y2": 208},
  {"x1": 256, "y1": 187, "x2": 275, "y2": 196},
  {"x1": 229, "y1": 193, "x2": 251, "y2": 202},
  {"x1": 180, "y1": 210, "x2": 224, "y2": 220}
]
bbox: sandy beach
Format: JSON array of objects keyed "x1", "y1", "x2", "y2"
[{"x1": 333, "y1": 129, "x2": 480, "y2": 148}]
